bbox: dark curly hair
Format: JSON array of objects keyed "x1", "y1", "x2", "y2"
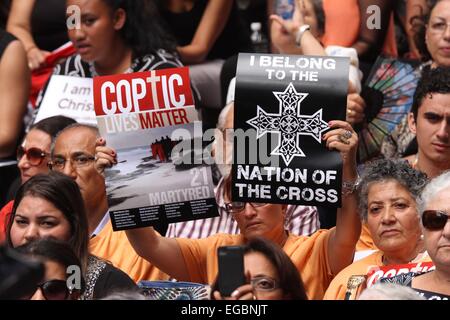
[
  {"x1": 357, "y1": 159, "x2": 428, "y2": 221},
  {"x1": 411, "y1": 66, "x2": 450, "y2": 120},
  {"x1": 102, "y1": 0, "x2": 177, "y2": 58},
  {"x1": 410, "y1": 0, "x2": 444, "y2": 62}
]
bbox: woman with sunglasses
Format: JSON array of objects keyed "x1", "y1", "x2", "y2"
[
  {"x1": 6, "y1": 172, "x2": 138, "y2": 299},
  {"x1": 0, "y1": 116, "x2": 76, "y2": 243},
  {"x1": 379, "y1": 171, "x2": 450, "y2": 299},
  {"x1": 211, "y1": 237, "x2": 308, "y2": 300},
  {"x1": 15, "y1": 239, "x2": 84, "y2": 300},
  {"x1": 324, "y1": 159, "x2": 432, "y2": 300}
]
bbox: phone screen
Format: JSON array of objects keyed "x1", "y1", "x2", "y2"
[{"x1": 217, "y1": 246, "x2": 246, "y2": 297}]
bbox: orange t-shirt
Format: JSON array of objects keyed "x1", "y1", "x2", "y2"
[
  {"x1": 322, "y1": 0, "x2": 397, "y2": 57},
  {"x1": 176, "y1": 230, "x2": 333, "y2": 300},
  {"x1": 89, "y1": 220, "x2": 169, "y2": 283},
  {"x1": 0, "y1": 200, "x2": 14, "y2": 243},
  {"x1": 356, "y1": 223, "x2": 378, "y2": 251},
  {"x1": 323, "y1": 251, "x2": 432, "y2": 300}
]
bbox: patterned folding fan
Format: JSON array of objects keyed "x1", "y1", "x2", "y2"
[{"x1": 357, "y1": 56, "x2": 421, "y2": 162}]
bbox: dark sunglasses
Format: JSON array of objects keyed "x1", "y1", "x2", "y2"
[
  {"x1": 17, "y1": 146, "x2": 48, "y2": 166},
  {"x1": 422, "y1": 210, "x2": 450, "y2": 231},
  {"x1": 30, "y1": 279, "x2": 72, "y2": 300}
]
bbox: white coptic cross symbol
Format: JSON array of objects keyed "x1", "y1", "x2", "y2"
[{"x1": 247, "y1": 83, "x2": 329, "y2": 166}]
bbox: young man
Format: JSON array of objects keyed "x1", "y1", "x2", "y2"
[{"x1": 406, "y1": 66, "x2": 450, "y2": 178}]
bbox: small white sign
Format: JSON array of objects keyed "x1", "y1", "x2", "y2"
[{"x1": 34, "y1": 75, "x2": 96, "y2": 125}]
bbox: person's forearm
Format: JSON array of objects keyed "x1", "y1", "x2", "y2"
[
  {"x1": 6, "y1": 24, "x2": 37, "y2": 52},
  {"x1": 0, "y1": 41, "x2": 29, "y2": 157},
  {"x1": 177, "y1": 44, "x2": 208, "y2": 64},
  {"x1": 125, "y1": 227, "x2": 160, "y2": 262}
]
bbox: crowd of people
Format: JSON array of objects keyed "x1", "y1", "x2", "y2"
[{"x1": 0, "y1": 0, "x2": 449, "y2": 301}]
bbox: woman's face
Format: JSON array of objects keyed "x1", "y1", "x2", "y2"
[
  {"x1": 232, "y1": 203, "x2": 286, "y2": 241},
  {"x1": 17, "y1": 129, "x2": 51, "y2": 184},
  {"x1": 67, "y1": 0, "x2": 126, "y2": 63},
  {"x1": 426, "y1": 0, "x2": 450, "y2": 66},
  {"x1": 244, "y1": 252, "x2": 285, "y2": 300},
  {"x1": 366, "y1": 180, "x2": 422, "y2": 259},
  {"x1": 422, "y1": 188, "x2": 450, "y2": 271},
  {"x1": 10, "y1": 196, "x2": 71, "y2": 247}
]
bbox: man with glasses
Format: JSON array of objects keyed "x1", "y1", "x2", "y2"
[
  {"x1": 165, "y1": 102, "x2": 319, "y2": 239},
  {"x1": 50, "y1": 123, "x2": 168, "y2": 283}
]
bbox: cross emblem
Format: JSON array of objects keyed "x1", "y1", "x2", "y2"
[{"x1": 247, "y1": 83, "x2": 329, "y2": 165}]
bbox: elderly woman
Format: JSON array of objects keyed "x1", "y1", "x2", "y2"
[
  {"x1": 324, "y1": 159, "x2": 431, "y2": 300},
  {"x1": 380, "y1": 171, "x2": 450, "y2": 299}
]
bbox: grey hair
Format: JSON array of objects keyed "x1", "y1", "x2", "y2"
[
  {"x1": 358, "y1": 283, "x2": 425, "y2": 300},
  {"x1": 417, "y1": 170, "x2": 450, "y2": 216},
  {"x1": 358, "y1": 159, "x2": 428, "y2": 221},
  {"x1": 51, "y1": 123, "x2": 100, "y2": 156}
]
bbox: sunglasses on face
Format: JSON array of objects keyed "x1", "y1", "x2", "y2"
[
  {"x1": 17, "y1": 146, "x2": 48, "y2": 166},
  {"x1": 29, "y1": 279, "x2": 72, "y2": 300},
  {"x1": 422, "y1": 210, "x2": 450, "y2": 231}
]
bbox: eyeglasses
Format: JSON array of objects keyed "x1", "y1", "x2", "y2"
[
  {"x1": 422, "y1": 210, "x2": 450, "y2": 231},
  {"x1": 29, "y1": 279, "x2": 72, "y2": 300},
  {"x1": 250, "y1": 276, "x2": 279, "y2": 292},
  {"x1": 49, "y1": 154, "x2": 95, "y2": 171},
  {"x1": 224, "y1": 202, "x2": 269, "y2": 214},
  {"x1": 17, "y1": 146, "x2": 48, "y2": 166},
  {"x1": 428, "y1": 21, "x2": 450, "y2": 35}
]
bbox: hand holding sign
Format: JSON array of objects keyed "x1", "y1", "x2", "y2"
[
  {"x1": 94, "y1": 137, "x2": 117, "y2": 175},
  {"x1": 323, "y1": 121, "x2": 358, "y2": 167},
  {"x1": 323, "y1": 121, "x2": 359, "y2": 195}
]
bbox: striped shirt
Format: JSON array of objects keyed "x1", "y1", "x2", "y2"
[{"x1": 166, "y1": 178, "x2": 319, "y2": 238}]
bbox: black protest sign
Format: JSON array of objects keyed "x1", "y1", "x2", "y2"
[{"x1": 232, "y1": 53, "x2": 349, "y2": 207}]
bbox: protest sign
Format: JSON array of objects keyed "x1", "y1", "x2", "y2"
[
  {"x1": 366, "y1": 261, "x2": 435, "y2": 287},
  {"x1": 34, "y1": 75, "x2": 96, "y2": 125},
  {"x1": 94, "y1": 67, "x2": 218, "y2": 231},
  {"x1": 232, "y1": 53, "x2": 350, "y2": 207}
]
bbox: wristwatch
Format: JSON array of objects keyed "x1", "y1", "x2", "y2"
[
  {"x1": 342, "y1": 176, "x2": 361, "y2": 196},
  {"x1": 295, "y1": 24, "x2": 311, "y2": 47}
]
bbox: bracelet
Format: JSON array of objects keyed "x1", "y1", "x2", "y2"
[
  {"x1": 341, "y1": 176, "x2": 361, "y2": 196},
  {"x1": 295, "y1": 24, "x2": 311, "y2": 47}
]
